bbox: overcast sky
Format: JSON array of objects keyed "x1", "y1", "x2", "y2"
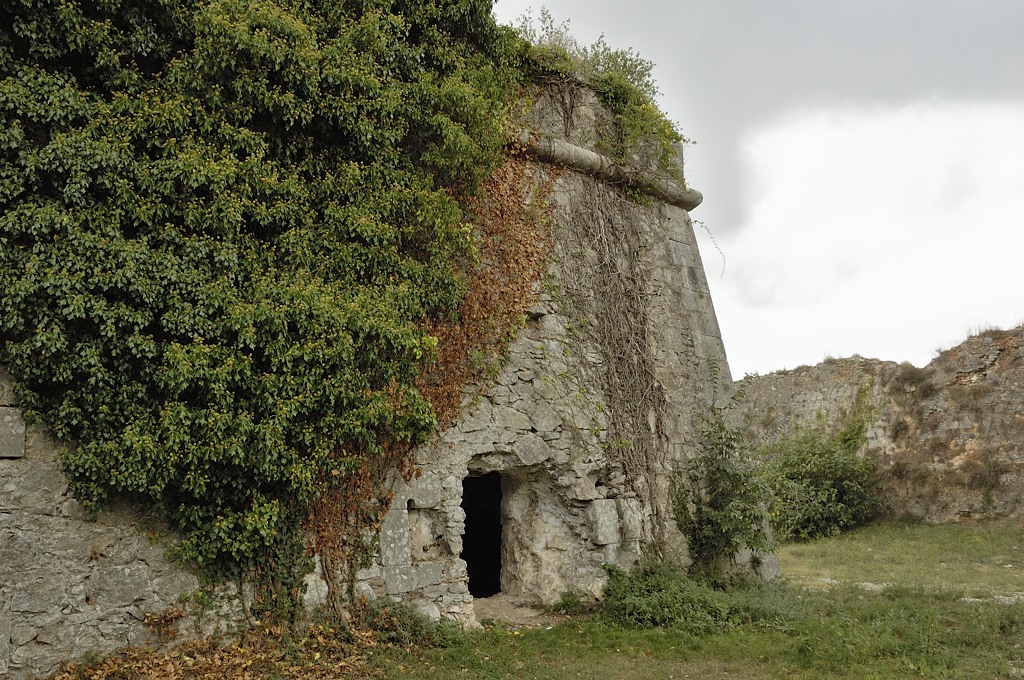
[{"x1": 492, "y1": 0, "x2": 1024, "y2": 377}]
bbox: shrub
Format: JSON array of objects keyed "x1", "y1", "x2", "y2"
[
  {"x1": 601, "y1": 562, "x2": 730, "y2": 633},
  {"x1": 514, "y1": 8, "x2": 685, "y2": 175},
  {"x1": 674, "y1": 388, "x2": 772, "y2": 576},
  {"x1": 761, "y1": 405, "x2": 882, "y2": 541},
  {"x1": 600, "y1": 562, "x2": 791, "y2": 634}
]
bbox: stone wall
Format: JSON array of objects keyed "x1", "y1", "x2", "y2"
[
  {"x1": 0, "y1": 82, "x2": 737, "y2": 673},
  {"x1": 0, "y1": 368, "x2": 242, "y2": 679},
  {"x1": 735, "y1": 327, "x2": 1024, "y2": 522},
  {"x1": 347, "y1": 84, "x2": 739, "y2": 626}
]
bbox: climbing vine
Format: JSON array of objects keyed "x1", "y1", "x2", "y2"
[
  {"x1": 0, "y1": 0, "x2": 521, "y2": 599},
  {"x1": 0, "y1": 0, "x2": 684, "y2": 613},
  {"x1": 551, "y1": 175, "x2": 670, "y2": 544}
]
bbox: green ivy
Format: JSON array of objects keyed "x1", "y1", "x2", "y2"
[{"x1": 0, "y1": 0, "x2": 518, "y2": 586}]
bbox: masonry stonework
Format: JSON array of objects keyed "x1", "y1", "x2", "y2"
[
  {"x1": 1, "y1": 83, "x2": 733, "y2": 675},
  {"x1": 0, "y1": 368, "x2": 251, "y2": 679},
  {"x1": 343, "y1": 84, "x2": 734, "y2": 626}
]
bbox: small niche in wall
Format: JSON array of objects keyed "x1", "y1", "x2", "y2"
[{"x1": 460, "y1": 471, "x2": 503, "y2": 598}]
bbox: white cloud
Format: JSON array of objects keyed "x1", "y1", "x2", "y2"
[{"x1": 703, "y1": 102, "x2": 1024, "y2": 376}]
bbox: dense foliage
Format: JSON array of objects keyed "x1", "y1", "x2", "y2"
[
  {"x1": 0, "y1": 0, "x2": 519, "y2": 579},
  {"x1": 674, "y1": 391, "x2": 772, "y2": 575},
  {"x1": 601, "y1": 562, "x2": 732, "y2": 632},
  {"x1": 600, "y1": 561, "x2": 785, "y2": 634},
  {"x1": 761, "y1": 403, "x2": 883, "y2": 541}
]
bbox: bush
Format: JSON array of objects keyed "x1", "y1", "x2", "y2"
[
  {"x1": 514, "y1": 8, "x2": 685, "y2": 175},
  {"x1": 601, "y1": 562, "x2": 730, "y2": 633},
  {"x1": 600, "y1": 562, "x2": 791, "y2": 634},
  {"x1": 761, "y1": 409, "x2": 882, "y2": 541},
  {"x1": 674, "y1": 391, "x2": 772, "y2": 576}
]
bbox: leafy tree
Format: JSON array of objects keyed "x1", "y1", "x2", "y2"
[{"x1": 0, "y1": 0, "x2": 519, "y2": 585}]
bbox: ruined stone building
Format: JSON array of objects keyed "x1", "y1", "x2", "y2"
[{"x1": 0, "y1": 83, "x2": 732, "y2": 677}]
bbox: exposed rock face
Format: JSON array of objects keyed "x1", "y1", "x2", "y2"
[
  {"x1": 736, "y1": 328, "x2": 1024, "y2": 522},
  {"x1": 0, "y1": 369, "x2": 246, "y2": 679},
  {"x1": 349, "y1": 84, "x2": 732, "y2": 627}
]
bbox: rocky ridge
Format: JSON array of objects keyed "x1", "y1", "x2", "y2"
[{"x1": 736, "y1": 326, "x2": 1024, "y2": 521}]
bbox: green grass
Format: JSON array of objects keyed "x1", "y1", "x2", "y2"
[
  {"x1": 367, "y1": 520, "x2": 1024, "y2": 679},
  {"x1": 777, "y1": 519, "x2": 1024, "y2": 597}
]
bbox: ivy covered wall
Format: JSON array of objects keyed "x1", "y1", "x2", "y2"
[{"x1": 0, "y1": 0, "x2": 519, "y2": 588}]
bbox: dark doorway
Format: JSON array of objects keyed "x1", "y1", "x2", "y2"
[{"x1": 461, "y1": 472, "x2": 502, "y2": 598}]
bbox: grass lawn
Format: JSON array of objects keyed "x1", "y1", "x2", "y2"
[
  {"x1": 777, "y1": 519, "x2": 1024, "y2": 597},
  {"x1": 369, "y1": 519, "x2": 1024, "y2": 680},
  {"x1": 50, "y1": 519, "x2": 1024, "y2": 679}
]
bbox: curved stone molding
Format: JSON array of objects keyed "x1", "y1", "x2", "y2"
[{"x1": 515, "y1": 129, "x2": 704, "y2": 212}]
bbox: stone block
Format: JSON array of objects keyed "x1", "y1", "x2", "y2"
[
  {"x1": 413, "y1": 561, "x2": 445, "y2": 589},
  {"x1": 412, "y1": 598, "x2": 441, "y2": 622},
  {"x1": 378, "y1": 504, "x2": 411, "y2": 568},
  {"x1": 408, "y1": 473, "x2": 443, "y2": 509},
  {"x1": 150, "y1": 571, "x2": 201, "y2": 601},
  {"x1": 587, "y1": 499, "x2": 620, "y2": 546},
  {"x1": 492, "y1": 405, "x2": 531, "y2": 432},
  {"x1": 11, "y1": 578, "x2": 68, "y2": 616},
  {"x1": 383, "y1": 565, "x2": 416, "y2": 594},
  {"x1": 458, "y1": 400, "x2": 492, "y2": 433},
  {"x1": 302, "y1": 556, "x2": 330, "y2": 610},
  {"x1": 496, "y1": 370, "x2": 519, "y2": 386},
  {"x1": 93, "y1": 565, "x2": 152, "y2": 607},
  {"x1": 525, "y1": 398, "x2": 562, "y2": 433},
  {"x1": 0, "y1": 407, "x2": 26, "y2": 459},
  {"x1": 513, "y1": 432, "x2": 552, "y2": 466}
]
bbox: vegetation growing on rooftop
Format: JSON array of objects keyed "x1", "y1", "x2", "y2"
[{"x1": 514, "y1": 8, "x2": 687, "y2": 176}]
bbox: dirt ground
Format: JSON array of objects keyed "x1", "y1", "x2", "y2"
[{"x1": 470, "y1": 593, "x2": 566, "y2": 629}]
